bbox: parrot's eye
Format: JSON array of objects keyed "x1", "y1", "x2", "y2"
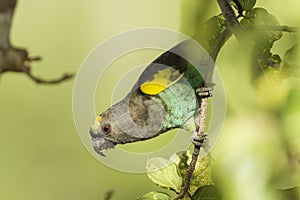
[{"x1": 102, "y1": 124, "x2": 111, "y2": 134}]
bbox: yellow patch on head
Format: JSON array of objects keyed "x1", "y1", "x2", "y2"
[
  {"x1": 92, "y1": 118, "x2": 100, "y2": 130},
  {"x1": 97, "y1": 116, "x2": 102, "y2": 122},
  {"x1": 140, "y1": 67, "x2": 184, "y2": 95}
]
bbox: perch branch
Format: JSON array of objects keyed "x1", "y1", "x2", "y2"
[{"x1": 174, "y1": 1, "x2": 241, "y2": 199}]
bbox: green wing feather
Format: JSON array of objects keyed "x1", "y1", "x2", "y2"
[{"x1": 131, "y1": 39, "x2": 206, "y2": 96}]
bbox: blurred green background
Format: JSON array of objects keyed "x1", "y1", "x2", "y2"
[{"x1": 0, "y1": 0, "x2": 299, "y2": 200}]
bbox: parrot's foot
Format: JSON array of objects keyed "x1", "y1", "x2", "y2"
[
  {"x1": 191, "y1": 131, "x2": 209, "y2": 149},
  {"x1": 196, "y1": 82, "x2": 215, "y2": 98}
]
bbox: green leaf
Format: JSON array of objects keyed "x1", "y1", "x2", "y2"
[
  {"x1": 194, "y1": 14, "x2": 230, "y2": 57},
  {"x1": 169, "y1": 151, "x2": 190, "y2": 177},
  {"x1": 146, "y1": 157, "x2": 182, "y2": 192},
  {"x1": 242, "y1": 8, "x2": 282, "y2": 50},
  {"x1": 170, "y1": 150, "x2": 213, "y2": 195},
  {"x1": 192, "y1": 185, "x2": 221, "y2": 200},
  {"x1": 281, "y1": 44, "x2": 299, "y2": 78},
  {"x1": 231, "y1": 0, "x2": 256, "y2": 11},
  {"x1": 137, "y1": 191, "x2": 171, "y2": 200},
  {"x1": 241, "y1": 8, "x2": 283, "y2": 78}
]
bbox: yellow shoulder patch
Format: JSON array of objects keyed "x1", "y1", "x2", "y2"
[{"x1": 140, "y1": 67, "x2": 184, "y2": 95}]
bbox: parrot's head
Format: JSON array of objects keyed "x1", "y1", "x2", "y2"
[
  {"x1": 89, "y1": 92, "x2": 166, "y2": 156},
  {"x1": 89, "y1": 108, "x2": 120, "y2": 157},
  {"x1": 89, "y1": 120, "x2": 114, "y2": 156},
  {"x1": 89, "y1": 101, "x2": 142, "y2": 157}
]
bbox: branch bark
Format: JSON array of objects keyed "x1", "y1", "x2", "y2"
[
  {"x1": 0, "y1": 0, "x2": 74, "y2": 84},
  {"x1": 217, "y1": 0, "x2": 242, "y2": 40}
]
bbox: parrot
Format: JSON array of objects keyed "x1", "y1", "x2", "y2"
[{"x1": 89, "y1": 39, "x2": 214, "y2": 156}]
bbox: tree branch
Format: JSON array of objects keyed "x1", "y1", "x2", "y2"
[
  {"x1": 0, "y1": 0, "x2": 16, "y2": 48},
  {"x1": 216, "y1": 0, "x2": 242, "y2": 40},
  {"x1": 0, "y1": 0, "x2": 74, "y2": 84},
  {"x1": 174, "y1": 1, "x2": 241, "y2": 199},
  {"x1": 174, "y1": 146, "x2": 200, "y2": 200}
]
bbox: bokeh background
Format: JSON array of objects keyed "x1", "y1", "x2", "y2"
[{"x1": 0, "y1": 0, "x2": 299, "y2": 199}]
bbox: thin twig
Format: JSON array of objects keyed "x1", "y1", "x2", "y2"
[
  {"x1": 243, "y1": 25, "x2": 299, "y2": 33},
  {"x1": 173, "y1": 146, "x2": 201, "y2": 200},
  {"x1": 0, "y1": 47, "x2": 74, "y2": 84},
  {"x1": 25, "y1": 71, "x2": 74, "y2": 84},
  {"x1": 211, "y1": 28, "x2": 232, "y2": 61}
]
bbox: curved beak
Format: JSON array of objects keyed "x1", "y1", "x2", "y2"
[{"x1": 89, "y1": 127, "x2": 116, "y2": 157}]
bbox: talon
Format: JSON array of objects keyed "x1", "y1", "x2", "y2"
[
  {"x1": 191, "y1": 131, "x2": 209, "y2": 147},
  {"x1": 192, "y1": 137, "x2": 208, "y2": 147},
  {"x1": 196, "y1": 83, "x2": 215, "y2": 98}
]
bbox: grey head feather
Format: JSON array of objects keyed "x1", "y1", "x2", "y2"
[{"x1": 89, "y1": 90, "x2": 166, "y2": 156}]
